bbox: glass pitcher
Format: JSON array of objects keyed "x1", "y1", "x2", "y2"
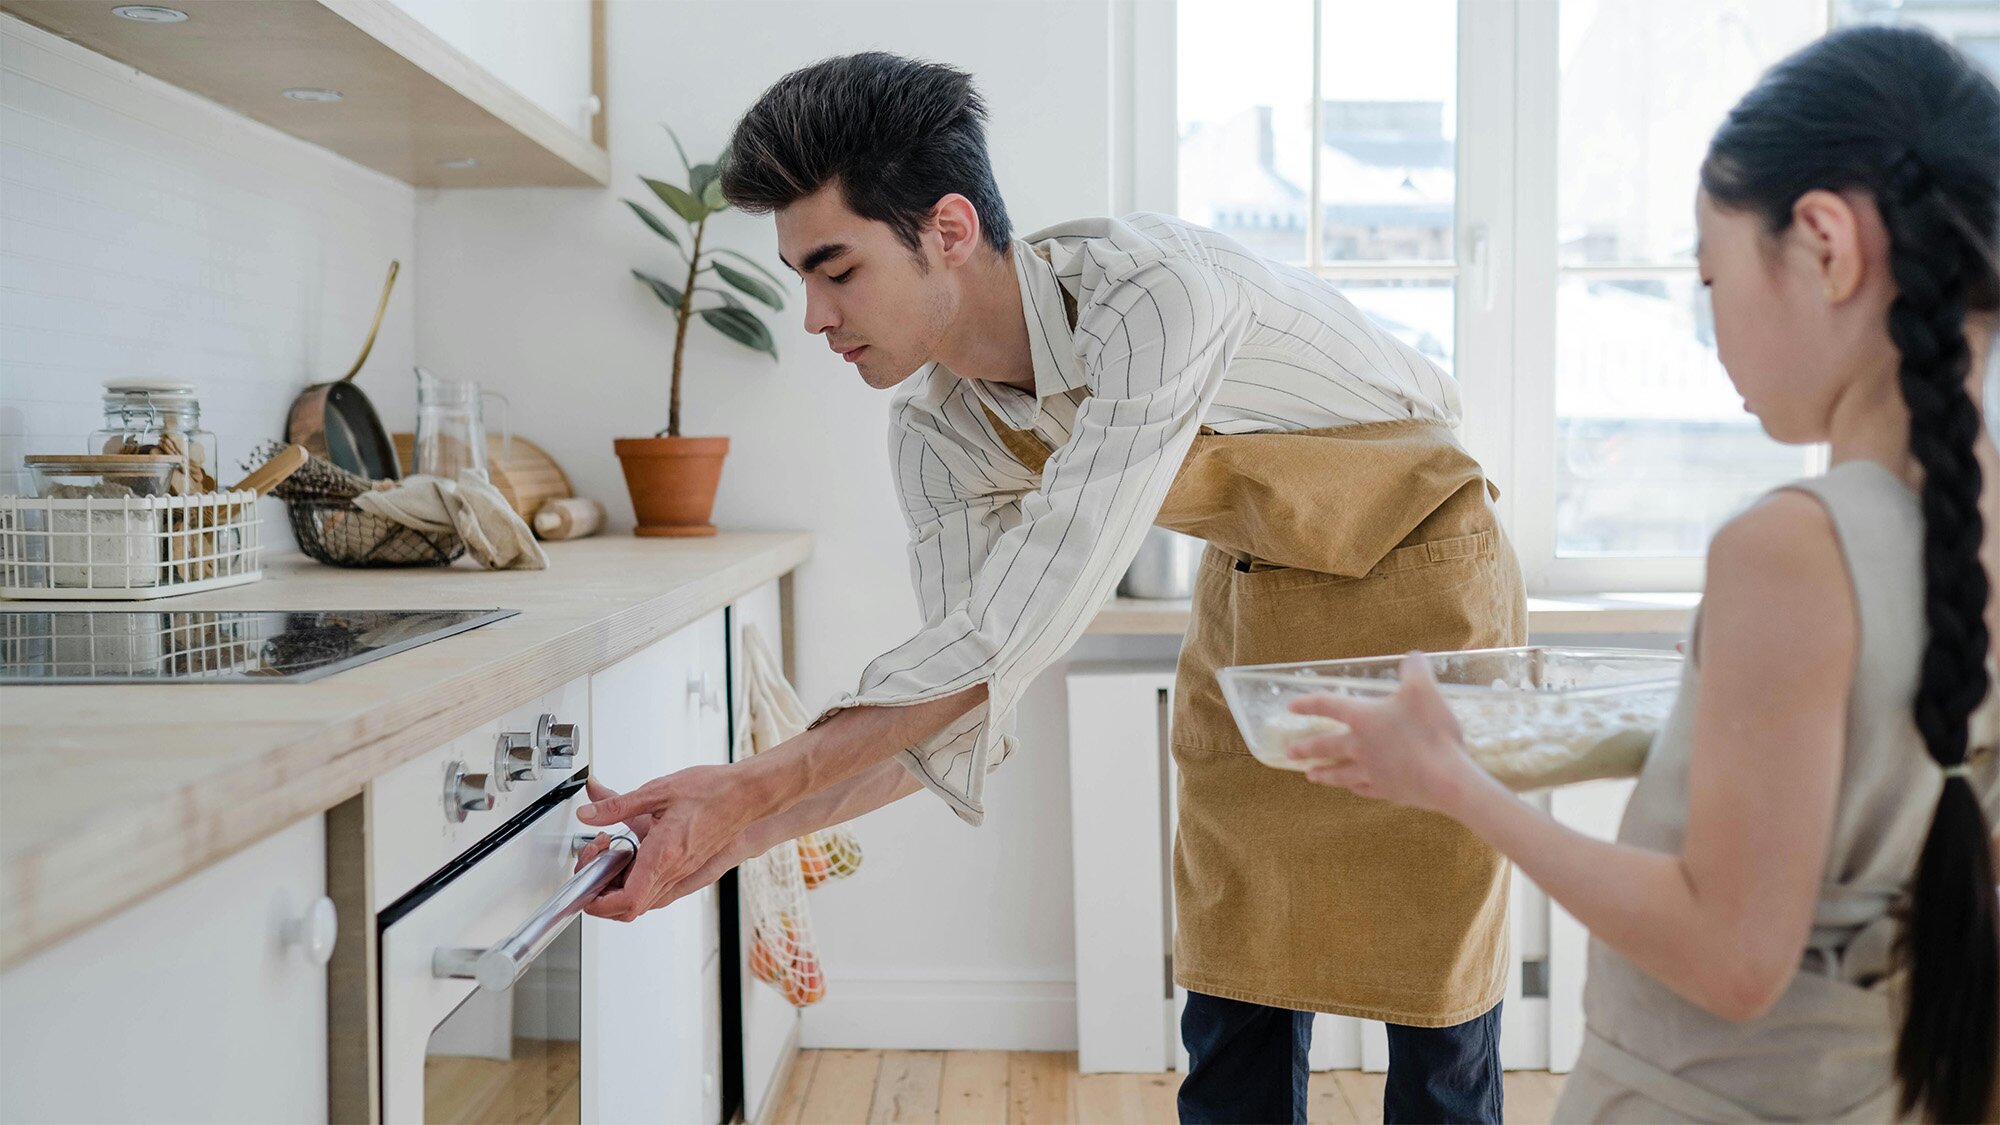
[{"x1": 413, "y1": 366, "x2": 510, "y2": 482}]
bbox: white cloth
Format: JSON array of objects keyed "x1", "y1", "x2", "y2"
[
  {"x1": 817, "y1": 212, "x2": 1461, "y2": 824},
  {"x1": 353, "y1": 471, "x2": 548, "y2": 570}
]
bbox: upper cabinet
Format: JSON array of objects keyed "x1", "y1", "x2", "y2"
[{"x1": 0, "y1": 0, "x2": 609, "y2": 188}]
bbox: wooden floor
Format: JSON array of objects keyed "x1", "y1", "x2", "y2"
[{"x1": 764, "y1": 1050, "x2": 1566, "y2": 1125}]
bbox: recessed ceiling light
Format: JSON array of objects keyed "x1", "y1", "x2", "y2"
[
  {"x1": 281, "y1": 88, "x2": 344, "y2": 103},
  {"x1": 437, "y1": 157, "x2": 479, "y2": 169},
  {"x1": 111, "y1": 5, "x2": 188, "y2": 22}
]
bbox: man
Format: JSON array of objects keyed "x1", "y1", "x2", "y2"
[{"x1": 576, "y1": 52, "x2": 1526, "y2": 1124}]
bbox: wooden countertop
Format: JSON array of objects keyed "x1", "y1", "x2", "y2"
[
  {"x1": 0, "y1": 532, "x2": 812, "y2": 970},
  {"x1": 1087, "y1": 592, "x2": 1699, "y2": 637}
]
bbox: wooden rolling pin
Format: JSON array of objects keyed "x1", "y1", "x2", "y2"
[{"x1": 532, "y1": 497, "x2": 605, "y2": 541}]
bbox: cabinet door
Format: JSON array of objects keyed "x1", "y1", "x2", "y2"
[
  {"x1": 585, "y1": 626, "x2": 709, "y2": 1125},
  {"x1": 728, "y1": 579, "x2": 801, "y2": 1124},
  {"x1": 386, "y1": 0, "x2": 598, "y2": 137},
  {"x1": 0, "y1": 814, "x2": 330, "y2": 1123}
]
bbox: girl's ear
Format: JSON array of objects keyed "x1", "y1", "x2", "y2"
[{"x1": 1791, "y1": 189, "x2": 1866, "y2": 304}]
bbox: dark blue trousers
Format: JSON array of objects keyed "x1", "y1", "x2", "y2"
[{"x1": 1177, "y1": 991, "x2": 1504, "y2": 1124}]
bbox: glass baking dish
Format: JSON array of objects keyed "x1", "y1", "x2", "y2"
[{"x1": 1217, "y1": 646, "x2": 1684, "y2": 790}]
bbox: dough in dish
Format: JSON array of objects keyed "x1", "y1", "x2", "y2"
[{"x1": 1256, "y1": 694, "x2": 1655, "y2": 789}]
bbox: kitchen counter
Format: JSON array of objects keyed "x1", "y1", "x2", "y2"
[
  {"x1": 1087, "y1": 591, "x2": 1699, "y2": 637},
  {"x1": 0, "y1": 532, "x2": 812, "y2": 970}
]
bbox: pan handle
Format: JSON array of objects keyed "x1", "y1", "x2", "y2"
[{"x1": 338, "y1": 260, "x2": 400, "y2": 385}]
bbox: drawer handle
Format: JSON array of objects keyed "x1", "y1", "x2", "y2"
[
  {"x1": 284, "y1": 896, "x2": 339, "y2": 967},
  {"x1": 431, "y1": 834, "x2": 636, "y2": 992}
]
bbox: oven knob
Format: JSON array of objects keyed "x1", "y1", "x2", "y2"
[
  {"x1": 444, "y1": 760, "x2": 496, "y2": 822},
  {"x1": 537, "y1": 713, "x2": 579, "y2": 770},
  {"x1": 493, "y1": 730, "x2": 538, "y2": 791}
]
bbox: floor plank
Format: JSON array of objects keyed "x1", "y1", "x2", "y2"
[
  {"x1": 938, "y1": 1050, "x2": 1010, "y2": 1125},
  {"x1": 1504, "y1": 1070, "x2": 1564, "y2": 1125},
  {"x1": 799, "y1": 1049, "x2": 883, "y2": 1125},
  {"x1": 762, "y1": 1049, "x2": 819, "y2": 1125},
  {"x1": 1307, "y1": 1070, "x2": 1361, "y2": 1124},
  {"x1": 1133, "y1": 1072, "x2": 1179, "y2": 1124},
  {"x1": 1074, "y1": 1073, "x2": 1148, "y2": 1124},
  {"x1": 1332, "y1": 1071, "x2": 1385, "y2": 1124},
  {"x1": 871, "y1": 1050, "x2": 946, "y2": 1124},
  {"x1": 1007, "y1": 1052, "x2": 1076, "y2": 1124}
]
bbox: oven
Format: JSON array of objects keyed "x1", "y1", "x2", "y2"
[{"x1": 365, "y1": 683, "x2": 635, "y2": 1125}]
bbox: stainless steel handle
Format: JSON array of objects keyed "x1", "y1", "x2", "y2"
[
  {"x1": 537, "y1": 713, "x2": 579, "y2": 770},
  {"x1": 432, "y1": 834, "x2": 636, "y2": 992},
  {"x1": 443, "y1": 760, "x2": 495, "y2": 823}
]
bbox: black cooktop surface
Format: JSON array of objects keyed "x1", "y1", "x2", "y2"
[{"x1": 0, "y1": 608, "x2": 518, "y2": 684}]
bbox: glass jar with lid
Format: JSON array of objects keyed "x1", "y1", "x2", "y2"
[{"x1": 88, "y1": 379, "x2": 218, "y2": 493}]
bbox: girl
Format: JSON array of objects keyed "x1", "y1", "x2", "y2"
[{"x1": 1286, "y1": 26, "x2": 2000, "y2": 1123}]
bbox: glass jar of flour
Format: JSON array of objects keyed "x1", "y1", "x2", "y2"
[{"x1": 89, "y1": 380, "x2": 218, "y2": 494}]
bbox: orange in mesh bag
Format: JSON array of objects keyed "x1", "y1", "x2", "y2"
[{"x1": 736, "y1": 624, "x2": 860, "y2": 1007}]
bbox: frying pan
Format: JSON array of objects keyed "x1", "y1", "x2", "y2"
[{"x1": 286, "y1": 261, "x2": 403, "y2": 480}]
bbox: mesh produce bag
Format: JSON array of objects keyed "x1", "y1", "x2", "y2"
[{"x1": 735, "y1": 624, "x2": 863, "y2": 1006}]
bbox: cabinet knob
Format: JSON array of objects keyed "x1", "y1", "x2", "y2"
[
  {"x1": 687, "y1": 672, "x2": 722, "y2": 714},
  {"x1": 284, "y1": 896, "x2": 338, "y2": 967},
  {"x1": 444, "y1": 760, "x2": 495, "y2": 823}
]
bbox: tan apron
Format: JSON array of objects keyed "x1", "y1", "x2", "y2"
[{"x1": 982, "y1": 402, "x2": 1528, "y2": 1024}]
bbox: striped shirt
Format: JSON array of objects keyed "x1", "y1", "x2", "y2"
[{"x1": 817, "y1": 212, "x2": 1461, "y2": 824}]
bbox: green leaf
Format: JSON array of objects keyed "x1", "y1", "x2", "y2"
[
  {"x1": 712, "y1": 261, "x2": 784, "y2": 310},
  {"x1": 644, "y1": 177, "x2": 708, "y2": 223},
  {"x1": 707, "y1": 247, "x2": 787, "y2": 290},
  {"x1": 700, "y1": 306, "x2": 777, "y2": 358},
  {"x1": 631, "y1": 269, "x2": 685, "y2": 311},
  {"x1": 689, "y1": 162, "x2": 718, "y2": 198},
  {"x1": 662, "y1": 123, "x2": 693, "y2": 175},
  {"x1": 695, "y1": 285, "x2": 743, "y2": 309},
  {"x1": 623, "y1": 199, "x2": 684, "y2": 251},
  {"x1": 701, "y1": 178, "x2": 728, "y2": 211}
]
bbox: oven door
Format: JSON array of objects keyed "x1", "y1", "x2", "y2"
[{"x1": 379, "y1": 777, "x2": 626, "y2": 1124}]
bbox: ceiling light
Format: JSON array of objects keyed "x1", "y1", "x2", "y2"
[
  {"x1": 111, "y1": 5, "x2": 188, "y2": 22},
  {"x1": 437, "y1": 157, "x2": 479, "y2": 169},
  {"x1": 281, "y1": 88, "x2": 344, "y2": 103}
]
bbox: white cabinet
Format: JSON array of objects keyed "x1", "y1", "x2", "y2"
[
  {"x1": 585, "y1": 610, "x2": 727, "y2": 1125},
  {"x1": 727, "y1": 579, "x2": 803, "y2": 1125},
  {"x1": 0, "y1": 814, "x2": 331, "y2": 1124},
  {"x1": 386, "y1": 0, "x2": 599, "y2": 139}
]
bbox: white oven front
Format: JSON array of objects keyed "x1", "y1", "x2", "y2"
[{"x1": 378, "y1": 776, "x2": 629, "y2": 1123}]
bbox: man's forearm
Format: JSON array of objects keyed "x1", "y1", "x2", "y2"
[
  {"x1": 737, "y1": 682, "x2": 987, "y2": 823},
  {"x1": 741, "y1": 757, "x2": 924, "y2": 856}
]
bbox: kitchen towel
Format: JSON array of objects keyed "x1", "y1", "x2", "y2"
[{"x1": 353, "y1": 472, "x2": 549, "y2": 570}]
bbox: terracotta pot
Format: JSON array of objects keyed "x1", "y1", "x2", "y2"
[{"x1": 613, "y1": 436, "x2": 729, "y2": 537}]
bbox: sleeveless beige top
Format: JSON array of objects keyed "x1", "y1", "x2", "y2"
[{"x1": 1557, "y1": 461, "x2": 2000, "y2": 1123}]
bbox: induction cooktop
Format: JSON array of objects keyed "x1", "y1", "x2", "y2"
[{"x1": 0, "y1": 608, "x2": 519, "y2": 684}]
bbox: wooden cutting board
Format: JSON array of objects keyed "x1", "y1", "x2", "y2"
[{"x1": 392, "y1": 432, "x2": 573, "y2": 522}]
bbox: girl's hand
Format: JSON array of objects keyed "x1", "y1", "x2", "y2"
[{"x1": 1284, "y1": 651, "x2": 1483, "y2": 815}]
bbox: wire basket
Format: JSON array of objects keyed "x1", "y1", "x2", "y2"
[
  {"x1": 0, "y1": 490, "x2": 263, "y2": 600},
  {"x1": 285, "y1": 498, "x2": 463, "y2": 568}
]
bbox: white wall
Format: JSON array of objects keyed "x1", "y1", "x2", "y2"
[
  {"x1": 415, "y1": 0, "x2": 1128, "y2": 1047},
  {"x1": 0, "y1": 14, "x2": 417, "y2": 519}
]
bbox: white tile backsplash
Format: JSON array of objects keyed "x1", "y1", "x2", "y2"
[{"x1": 0, "y1": 12, "x2": 416, "y2": 529}]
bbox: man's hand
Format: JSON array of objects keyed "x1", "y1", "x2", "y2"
[{"x1": 573, "y1": 766, "x2": 773, "y2": 922}]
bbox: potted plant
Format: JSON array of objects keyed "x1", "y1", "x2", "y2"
[{"x1": 616, "y1": 126, "x2": 784, "y2": 537}]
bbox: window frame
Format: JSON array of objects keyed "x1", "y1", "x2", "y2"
[{"x1": 1143, "y1": 0, "x2": 1853, "y2": 595}]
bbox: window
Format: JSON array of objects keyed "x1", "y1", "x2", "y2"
[{"x1": 1168, "y1": 0, "x2": 2000, "y2": 593}]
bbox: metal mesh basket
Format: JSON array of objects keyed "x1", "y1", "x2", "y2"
[{"x1": 284, "y1": 498, "x2": 463, "y2": 568}]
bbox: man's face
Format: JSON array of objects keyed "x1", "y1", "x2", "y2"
[{"x1": 774, "y1": 183, "x2": 956, "y2": 390}]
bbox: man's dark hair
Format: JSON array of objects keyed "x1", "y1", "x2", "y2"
[{"x1": 719, "y1": 52, "x2": 1013, "y2": 258}]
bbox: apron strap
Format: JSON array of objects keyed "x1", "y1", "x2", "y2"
[{"x1": 1578, "y1": 1030, "x2": 1761, "y2": 1123}]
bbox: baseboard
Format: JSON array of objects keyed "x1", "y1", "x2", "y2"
[{"x1": 799, "y1": 978, "x2": 1077, "y2": 1051}]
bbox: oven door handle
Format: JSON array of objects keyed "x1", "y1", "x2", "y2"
[{"x1": 431, "y1": 833, "x2": 637, "y2": 992}]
